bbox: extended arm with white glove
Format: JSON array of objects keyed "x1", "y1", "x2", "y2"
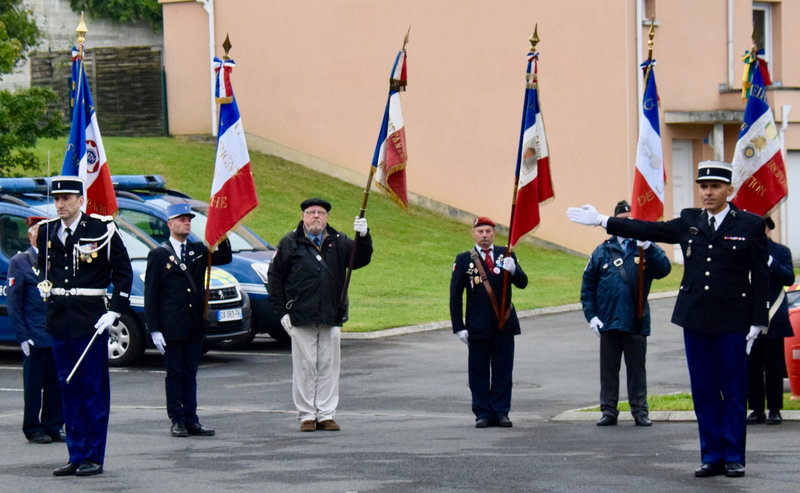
[
  {"x1": 353, "y1": 217, "x2": 368, "y2": 237},
  {"x1": 94, "y1": 311, "x2": 120, "y2": 335},
  {"x1": 566, "y1": 204, "x2": 609, "y2": 228}
]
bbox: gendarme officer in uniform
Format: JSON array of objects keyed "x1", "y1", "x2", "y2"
[
  {"x1": 144, "y1": 202, "x2": 231, "y2": 438},
  {"x1": 567, "y1": 160, "x2": 769, "y2": 478},
  {"x1": 37, "y1": 176, "x2": 132, "y2": 477}
]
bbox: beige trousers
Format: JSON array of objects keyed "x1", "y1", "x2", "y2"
[{"x1": 291, "y1": 324, "x2": 341, "y2": 422}]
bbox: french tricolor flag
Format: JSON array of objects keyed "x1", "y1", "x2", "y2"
[
  {"x1": 61, "y1": 46, "x2": 117, "y2": 216},
  {"x1": 731, "y1": 60, "x2": 787, "y2": 215},
  {"x1": 205, "y1": 57, "x2": 258, "y2": 250},
  {"x1": 631, "y1": 59, "x2": 665, "y2": 221},
  {"x1": 509, "y1": 51, "x2": 553, "y2": 247}
]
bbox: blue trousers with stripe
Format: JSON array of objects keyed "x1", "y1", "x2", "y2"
[{"x1": 683, "y1": 328, "x2": 747, "y2": 466}]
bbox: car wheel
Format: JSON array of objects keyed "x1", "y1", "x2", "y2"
[{"x1": 108, "y1": 313, "x2": 145, "y2": 367}]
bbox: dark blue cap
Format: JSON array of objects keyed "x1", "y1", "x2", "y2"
[
  {"x1": 51, "y1": 176, "x2": 84, "y2": 195},
  {"x1": 167, "y1": 202, "x2": 195, "y2": 219}
]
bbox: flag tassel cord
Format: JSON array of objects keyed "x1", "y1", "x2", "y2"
[{"x1": 339, "y1": 167, "x2": 375, "y2": 314}]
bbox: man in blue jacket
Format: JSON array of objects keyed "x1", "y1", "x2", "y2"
[
  {"x1": 746, "y1": 216, "x2": 794, "y2": 425},
  {"x1": 581, "y1": 200, "x2": 671, "y2": 427},
  {"x1": 7, "y1": 216, "x2": 63, "y2": 444}
]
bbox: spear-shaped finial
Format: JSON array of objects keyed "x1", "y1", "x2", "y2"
[
  {"x1": 402, "y1": 26, "x2": 411, "y2": 51},
  {"x1": 222, "y1": 34, "x2": 232, "y2": 60},
  {"x1": 76, "y1": 11, "x2": 88, "y2": 56},
  {"x1": 647, "y1": 17, "x2": 655, "y2": 61},
  {"x1": 529, "y1": 24, "x2": 539, "y2": 52}
]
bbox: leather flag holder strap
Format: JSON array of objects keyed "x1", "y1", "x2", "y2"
[{"x1": 468, "y1": 249, "x2": 512, "y2": 329}]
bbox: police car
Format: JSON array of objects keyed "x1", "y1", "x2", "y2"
[
  {"x1": 110, "y1": 175, "x2": 284, "y2": 345},
  {"x1": 0, "y1": 177, "x2": 252, "y2": 366}
]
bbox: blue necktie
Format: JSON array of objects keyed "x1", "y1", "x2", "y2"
[
  {"x1": 314, "y1": 236, "x2": 321, "y2": 247},
  {"x1": 180, "y1": 243, "x2": 186, "y2": 263}
]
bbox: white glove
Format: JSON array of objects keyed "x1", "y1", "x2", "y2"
[
  {"x1": 768, "y1": 255, "x2": 773, "y2": 267},
  {"x1": 566, "y1": 204, "x2": 607, "y2": 227},
  {"x1": 37, "y1": 285, "x2": 48, "y2": 299},
  {"x1": 456, "y1": 330, "x2": 468, "y2": 344},
  {"x1": 94, "y1": 311, "x2": 119, "y2": 335},
  {"x1": 636, "y1": 240, "x2": 652, "y2": 250},
  {"x1": 745, "y1": 325, "x2": 765, "y2": 355},
  {"x1": 151, "y1": 331, "x2": 166, "y2": 355},
  {"x1": 589, "y1": 316, "x2": 603, "y2": 337},
  {"x1": 501, "y1": 257, "x2": 516, "y2": 275},
  {"x1": 353, "y1": 217, "x2": 368, "y2": 237},
  {"x1": 280, "y1": 314, "x2": 292, "y2": 333},
  {"x1": 20, "y1": 339, "x2": 34, "y2": 357}
]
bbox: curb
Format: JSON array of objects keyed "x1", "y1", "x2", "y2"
[{"x1": 341, "y1": 290, "x2": 679, "y2": 340}]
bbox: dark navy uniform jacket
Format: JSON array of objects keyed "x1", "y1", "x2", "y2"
[
  {"x1": 607, "y1": 203, "x2": 768, "y2": 334},
  {"x1": 762, "y1": 239, "x2": 795, "y2": 339},
  {"x1": 450, "y1": 246, "x2": 528, "y2": 339},
  {"x1": 37, "y1": 214, "x2": 133, "y2": 339},
  {"x1": 144, "y1": 239, "x2": 232, "y2": 342},
  {"x1": 7, "y1": 247, "x2": 51, "y2": 347}
]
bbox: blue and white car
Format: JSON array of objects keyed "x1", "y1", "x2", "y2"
[
  {"x1": 0, "y1": 177, "x2": 252, "y2": 366},
  {"x1": 111, "y1": 174, "x2": 284, "y2": 345}
]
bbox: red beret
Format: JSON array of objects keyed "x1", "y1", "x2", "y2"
[
  {"x1": 26, "y1": 216, "x2": 48, "y2": 228},
  {"x1": 473, "y1": 216, "x2": 496, "y2": 228}
]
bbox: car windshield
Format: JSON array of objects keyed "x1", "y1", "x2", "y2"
[
  {"x1": 787, "y1": 289, "x2": 800, "y2": 310},
  {"x1": 115, "y1": 218, "x2": 158, "y2": 260}
]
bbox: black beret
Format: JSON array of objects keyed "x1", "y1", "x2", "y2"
[
  {"x1": 300, "y1": 197, "x2": 331, "y2": 212},
  {"x1": 614, "y1": 200, "x2": 631, "y2": 216},
  {"x1": 764, "y1": 215, "x2": 775, "y2": 230}
]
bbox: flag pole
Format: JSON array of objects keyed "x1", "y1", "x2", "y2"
[
  {"x1": 339, "y1": 28, "x2": 410, "y2": 316},
  {"x1": 499, "y1": 27, "x2": 539, "y2": 329},
  {"x1": 635, "y1": 19, "x2": 656, "y2": 327}
]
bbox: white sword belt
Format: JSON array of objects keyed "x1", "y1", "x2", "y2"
[{"x1": 49, "y1": 288, "x2": 107, "y2": 297}]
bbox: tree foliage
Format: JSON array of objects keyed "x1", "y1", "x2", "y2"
[
  {"x1": 70, "y1": 0, "x2": 163, "y2": 32},
  {"x1": 0, "y1": 0, "x2": 64, "y2": 176}
]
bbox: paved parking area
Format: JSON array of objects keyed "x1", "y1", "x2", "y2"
[{"x1": 0, "y1": 297, "x2": 797, "y2": 492}]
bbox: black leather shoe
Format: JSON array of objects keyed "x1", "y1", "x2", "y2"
[
  {"x1": 725, "y1": 462, "x2": 745, "y2": 477},
  {"x1": 53, "y1": 462, "x2": 80, "y2": 476},
  {"x1": 746, "y1": 411, "x2": 766, "y2": 424},
  {"x1": 75, "y1": 461, "x2": 103, "y2": 476},
  {"x1": 496, "y1": 416, "x2": 513, "y2": 428},
  {"x1": 633, "y1": 415, "x2": 652, "y2": 427},
  {"x1": 596, "y1": 415, "x2": 617, "y2": 426},
  {"x1": 694, "y1": 462, "x2": 725, "y2": 477},
  {"x1": 49, "y1": 429, "x2": 67, "y2": 442},
  {"x1": 475, "y1": 418, "x2": 489, "y2": 428},
  {"x1": 187, "y1": 423, "x2": 215, "y2": 436},
  {"x1": 27, "y1": 431, "x2": 53, "y2": 444},
  {"x1": 766, "y1": 410, "x2": 782, "y2": 425},
  {"x1": 170, "y1": 422, "x2": 189, "y2": 437}
]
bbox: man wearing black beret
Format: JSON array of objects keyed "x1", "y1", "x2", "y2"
[{"x1": 268, "y1": 198, "x2": 372, "y2": 432}]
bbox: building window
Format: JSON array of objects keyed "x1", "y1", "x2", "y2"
[{"x1": 752, "y1": 2, "x2": 772, "y2": 63}]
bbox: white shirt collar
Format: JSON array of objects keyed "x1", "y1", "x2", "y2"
[
  {"x1": 475, "y1": 244, "x2": 494, "y2": 255},
  {"x1": 169, "y1": 237, "x2": 186, "y2": 257},
  {"x1": 707, "y1": 204, "x2": 731, "y2": 229}
]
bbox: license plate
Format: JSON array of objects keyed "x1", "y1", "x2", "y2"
[{"x1": 217, "y1": 308, "x2": 243, "y2": 322}]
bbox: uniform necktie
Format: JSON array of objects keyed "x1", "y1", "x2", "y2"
[
  {"x1": 65, "y1": 228, "x2": 73, "y2": 246},
  {"x1": 180, "y1": 243, "x2": 186, "y2": 263},
  {"x1": 482, "y1": 249, "x2": 494, "y2": 271},
  {"x1": 709, "y1": 216, "x2": 716, "y2": 231},
  {"x1": 314, "y1": 236, "x2": 321, "y2": 247}
]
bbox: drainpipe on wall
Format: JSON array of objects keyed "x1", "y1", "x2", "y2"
[
  {"x1": 197, "y1": 0, "x2": 217, "y2": 136},
  {"x1": 780, "y1": 105, "x2": 791, "y2": 243},
  {"x1": 727, "y1": 0, "x2": 734, "y2": 89}
]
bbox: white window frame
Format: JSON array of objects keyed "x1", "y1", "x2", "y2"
[{"x1": 753, "y1": 2, "x2": 773, "y2": 64}]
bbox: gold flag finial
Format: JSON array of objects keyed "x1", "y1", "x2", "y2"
[
  {"x1": 76, "y1": 11, "x2": 88, "y2": 46},
  {"x1": 647, "y1": 17, "x2": 655, "y2": 61},
  {"x1": 222, "y1": 34, "x2": 232, "y2": 60},
  {"x1": 529, "y1": 24, "x2": 539, "y2": 52},
  {"x1": 402, "y1": 26, "x2": 411, "y2": 51}
]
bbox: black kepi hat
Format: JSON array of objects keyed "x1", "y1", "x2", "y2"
[
  {"x1": 50, "y1": 176, "x2": 84, "y2": 195},
  {"x1": 696, "y1": 160, "x2": 732, "y2": 183},
  {"x1": 300, "y1": 197, "x2": 331, "y2": 212},
  {"x1": 614, "y1": 200, "x2": 631, "y2": 216}
]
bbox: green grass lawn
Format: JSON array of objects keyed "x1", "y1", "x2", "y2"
[
  {"x1": 28, "y1": 136, "x2": 685, "y2": 331},
  {"x1": 581, "y1": 392, "x2": 800, "y2": 412}
]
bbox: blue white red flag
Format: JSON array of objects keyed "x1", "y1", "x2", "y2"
[
  {"x1": 61, "y1": 46, "x2": 117, "y2": 216},
  {"x1": 631, "y1": 59, "x2": 665, "y2": 221},
  {"x1": 731, "y1": 60, "x2": 787, "y2": 215},
  {"x1": 509, "y1": 51, "x2": 553, "y2": 247},
  {"x1": 205, "y1": 57, "x2": 258, "y2": 250},
  {"x1": 371, "y1": 49, "x2": 409, "y2": 211}
]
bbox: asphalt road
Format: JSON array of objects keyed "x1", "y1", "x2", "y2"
[{"x1": 0, "y1": 297, "x2": 797, "y2": 492}]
